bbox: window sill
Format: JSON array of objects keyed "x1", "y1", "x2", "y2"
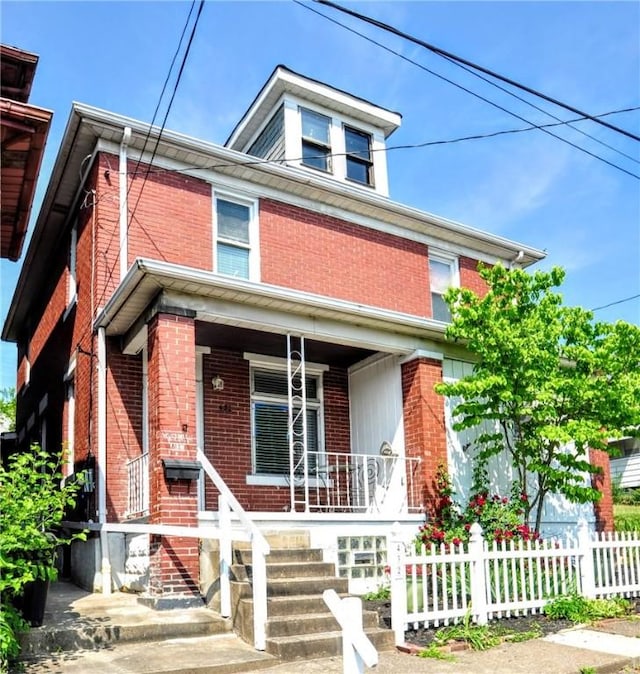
[
  {"x1": 63, "y1": 296, "x2": 77, "y2": 322},
  {"x1": 246, "y1": 474, "x2": 333, "y2": 488}
]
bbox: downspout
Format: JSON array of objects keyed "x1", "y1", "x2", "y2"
[
  {"x1": 97, "y1": 326, "x2": 111, "y2": 594},
  {"x1": 119, "y1": 127, "x2": 132, "y2": 282}
]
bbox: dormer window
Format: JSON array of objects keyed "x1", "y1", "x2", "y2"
[
  {"x1": 301, "y1": 108, "x2": 331, "y2": 172},
  {"x1": 344, "y1": 126, "x2": 373, "y2": 186}
]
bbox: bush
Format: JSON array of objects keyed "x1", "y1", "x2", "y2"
[
  {"x1": 544, "y1": 593, "x2": 630, "y2": 623},
  {"x1": 0, "y1": 445, "x2": 85, "y2": 669},
  {"x1": 414, "y1": 465, "x2": 540, "y2": 550}
]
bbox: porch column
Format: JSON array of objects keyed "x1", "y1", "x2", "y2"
[
  {"x1": 590, "y1": 448, "x2": 614, "y2": 533},
  {"x1": 146, "y1": 309, "x2": 200, "y2": 607},
  {"x1": 401, "y1": 357, "x2": 448, "y2": 518}
]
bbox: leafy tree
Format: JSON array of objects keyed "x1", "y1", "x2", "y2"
[
  {"x1": 435, "y1": 264, "x2": 640, "y2": 533},
  {"x1": 0, "y1": 388, "x2": 16, "y2": 433}
]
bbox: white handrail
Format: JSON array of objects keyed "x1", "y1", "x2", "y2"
[
  {"x1": 197, "y1": 449, "x2": 270, "y2": 651},
  {"x1": 323, "y1": 589, "x2": 378, "y2": 673}
]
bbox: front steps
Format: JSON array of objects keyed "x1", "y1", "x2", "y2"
[
  {"x1": 230, "y1": 531, "x2": 394, "y2": 660},
  {"x1": 19, "y1": 581, "x2": 278, "y2": 674}
]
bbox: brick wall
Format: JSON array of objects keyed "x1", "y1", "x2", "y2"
[
  {"x1": 104, "y1": 344, "x2": 143, "y2": 520},
  {"x1": 147, "y1": 312, "x2": 199, "y2": 598},
  {"x1": 202, "y1": 347, "x2": 351, "y2": 512},
  {"x1": 260, "y1": 199, "x2": 431, "y2": 316},
  {"x1": 459, "y1": 256, "x2": 488, "y2": 297},
  {"x1": 590, "y1": 448, "x2": 615, "y2": 533},
  {"x1": 401, "y1": 358, "x2": 448, "y2": 517}
]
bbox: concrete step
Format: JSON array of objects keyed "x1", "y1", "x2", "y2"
[
  {"x1": 265, "y1": 627, "x2": 395, "y2": 661},
  {"x1": 232, "y1": 561, "x2": 337, "y2": 581},
  {"x1": 19, "y1": 589, "x2": 230, "y2": 657},
  {"x1": 234, "y1": 547, "x2": 323, "y2": 565},
  {"x1": 266, "y1": 610, "x2": 380, "y2": 637},
  {"x1": 233, "y1": 530, "x2": 310, "y2": 550},
  {"x1": 267, "y1": 576, "x2": 349, "y2": 596},
  {"x1": 22, "y1": 633, "x2": 279, "y2": 674},
  {"x1": 266, "y1": 594, "x2": 346, "y2": 616}
]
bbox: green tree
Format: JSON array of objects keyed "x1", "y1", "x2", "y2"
[
  {"x1": 435, "y1": 264, "x2": 640, "y2": 533},
  {"x1": 0, "y1": 388, "x2": 16, "y2": 432}
]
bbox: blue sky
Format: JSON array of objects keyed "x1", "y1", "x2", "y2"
[{"x1": 1, "y1": 1, "x2": 638, "y2": 390}]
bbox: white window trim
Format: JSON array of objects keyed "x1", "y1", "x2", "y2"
[
  {"x1": 245, "y1": 353, "x2": 327, "y2": 485},
  {"x1": 64, "y1": 222, "x2": 78, "y2": 320},
  {"x1": 283, "y1": 95, "x2": 387, "y2": 194},
  {"x1": 429, "y1": 250, "x2": 460, "y2": 323},
  {"x1": 212, "y1": 188, "x2": 260, "y2": 281}
]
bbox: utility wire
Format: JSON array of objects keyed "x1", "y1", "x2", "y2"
[
  {"x1": 300, "y1": 0, "x2": 638, "y2": 166},
  {"x1": 591, "y1": 294, "x2": 640, "y2": 312},
  {"x1": 314, "y1": 0, "x2": 640, "y2": 143},
  {"x1": 295, "y1": 1, "x2": 639, "y2": 179},
  {"x1": 129, "y1": 0, "x2": 198, "y2": 192},
  {"x1": 127, "y1": 0, "x2": 205, "y2": 226},
  {"x1": 91, "y1": 0, "x2": 205, "y2": 334},
  {"x1": 87, "y1": 105, "x2": 639, "y2": 183}
]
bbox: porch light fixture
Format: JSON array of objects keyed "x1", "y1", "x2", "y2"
[{"x1": 211, "y1": 375, "x2": 225, "y2": 391}]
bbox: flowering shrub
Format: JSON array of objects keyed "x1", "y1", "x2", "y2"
[{"x1": 415, "y1": 465, "x2": 542, "y2": 551}]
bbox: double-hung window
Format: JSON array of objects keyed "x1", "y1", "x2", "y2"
[
  {"x1": 429, "y1": 254, "x2": 458, "y2": 322},
  {"x1": 344, "y1": 126, "x2": 373, "y2": 185},
  {"x1": 215, "y1": 195, "x2": 255, "y2": 279},
  {"x1": 251, "y1": 367, "x2": 322, "y2": 476},
  {"x1": 301, "y1": 108, "x2": 331, "y2": 172}
]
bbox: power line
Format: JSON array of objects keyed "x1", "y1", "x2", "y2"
[
  {"x1": 91, "y1": 105, "x2": 638, "y2": 184},
  {"x1": 83, "y1": 0, "x2": 206, "y2": 346},
  {"x1": 314, "y1": 0, "x2": 640, "y2": 143},
  {"x1": 295, "y1": 1, "x2": 639, "y2": 180},
  {"x1": 300, "y1": 0, "x2": 638, "y2": 167},
  {"x1": 591, "y1": 294, "x2": 640, "y2": 312},
  {"x1": 128, "y1": 0, "x2": 205, "y2": 225}
]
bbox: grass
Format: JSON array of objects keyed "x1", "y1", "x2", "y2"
[
  {"x1": 544, "y1": 594, "x2": 631, "y2": 623},
  {"x1": 614, "y1": 504, "x2": 640, "y2": 532}
]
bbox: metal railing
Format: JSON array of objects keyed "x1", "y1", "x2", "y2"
[
  {"x1": 126, "y1": 452, "x2": 149, "y2": 517},
  {"x1": 294, "y1": 450, "x2": 422, "y2": 514}
]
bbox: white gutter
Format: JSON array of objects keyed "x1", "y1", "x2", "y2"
[
  {"x1": 97, "y1": 326, "x2": 111, "y2": 595},
  {"x1": 96, "y1": 258, "x2": 443, "y2": 332},
  {"x1": 119, "y1": 127, "x2": 132, "y2": 282}
]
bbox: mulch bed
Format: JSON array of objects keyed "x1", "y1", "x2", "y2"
[{"x1": 364, "y1": 598, "x2": 640, "y2": 650}]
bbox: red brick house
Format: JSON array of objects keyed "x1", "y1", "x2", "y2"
[{"x1": 5, "y1": 66, "x2": 606, "y2": 614}]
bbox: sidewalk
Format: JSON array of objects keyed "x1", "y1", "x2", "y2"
[
  {"x1": 259, "y1": 622, "x2": 640, "y2": 673},
  {"x1": 20, "y1": 582, "x2": 640, "y2": 674}
]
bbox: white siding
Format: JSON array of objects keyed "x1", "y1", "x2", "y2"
[
  {"x1": 443, "y1": 358, "x2": 594, "y2": 537},
  {"x1": 348, "y1": 354, "x2": 405, "y2": 456},
  {"x1": 611, "y1": 453, "x2": 640, "y2": 488}
]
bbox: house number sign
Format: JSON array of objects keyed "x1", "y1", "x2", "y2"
[{"x1": 161, "y1": 431, "x2": 195, "y2": 452}]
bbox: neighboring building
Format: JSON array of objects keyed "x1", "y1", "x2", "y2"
[
  {"x1": 610, "y1": 437, "x2": 640, "y2": 489},
  {"x1": 1, "y1": 44, "x2": 52, "y2": 260},
  {"x1": 1, "y1": 66, "x2": 610, "y2": 608}
]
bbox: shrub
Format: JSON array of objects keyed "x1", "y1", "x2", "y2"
[
  {"x1": 0, "y1": 445, "x2": 85, "y2": 669},
  {"x1": 415, "y1": 465, "x2": 540, "y2": 550}
]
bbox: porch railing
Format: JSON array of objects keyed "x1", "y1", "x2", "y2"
[
  {"x1": 294, "y1": 451, "x2": 422, "y2": 514},
  {"x1": 126, "y1": 452, "x2": 149, "y2": 517}
]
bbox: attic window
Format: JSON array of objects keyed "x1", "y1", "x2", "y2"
[
  {"x1": 301, "y1": 108, "x2": 331, "y2": 172},
  {"x1": 344, "y1": 126, "x2": 373, "y2": 185}
]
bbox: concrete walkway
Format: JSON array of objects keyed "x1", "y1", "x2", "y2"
[{"x1": 20, "y1": 583, "x2": 640, "y2": 674}]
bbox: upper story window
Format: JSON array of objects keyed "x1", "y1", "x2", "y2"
[
  {"x1": 68, "y1": 222, "x2": 77, "y2": 306},
  {"x1": 344, "y1": 126, "x2": 373, "y2": 186},
  {"x1": 214, "y1": 194, "x2": 258, "y2": 280},
  {"x1": 301, "y1": 108, "x2": 331, "y2": 172},
  {"x1": 429, "y1": 253, "x2": 459, "y2": 322}
]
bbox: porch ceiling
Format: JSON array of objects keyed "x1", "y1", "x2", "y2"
[{"x1": 196, "y1": 322, "x2": 373, "y2": 367}]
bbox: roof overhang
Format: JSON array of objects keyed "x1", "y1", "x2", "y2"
[
  {"x1": 2, "y1": 101, "x2": 546, "y2": 342},
  {"x1": 226, "y1": 65, "x2": 402, "y2": 152},
  {"x1": 95, "y1": 258, "x2": 450, "y2": 355},
  {"x1": 0, "y1": 44, "x2": 52, "y2": 260}
]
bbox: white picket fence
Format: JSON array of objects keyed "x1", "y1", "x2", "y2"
[{"x1": 389, "y1": 522, "x2": 640, "y2": 646}]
